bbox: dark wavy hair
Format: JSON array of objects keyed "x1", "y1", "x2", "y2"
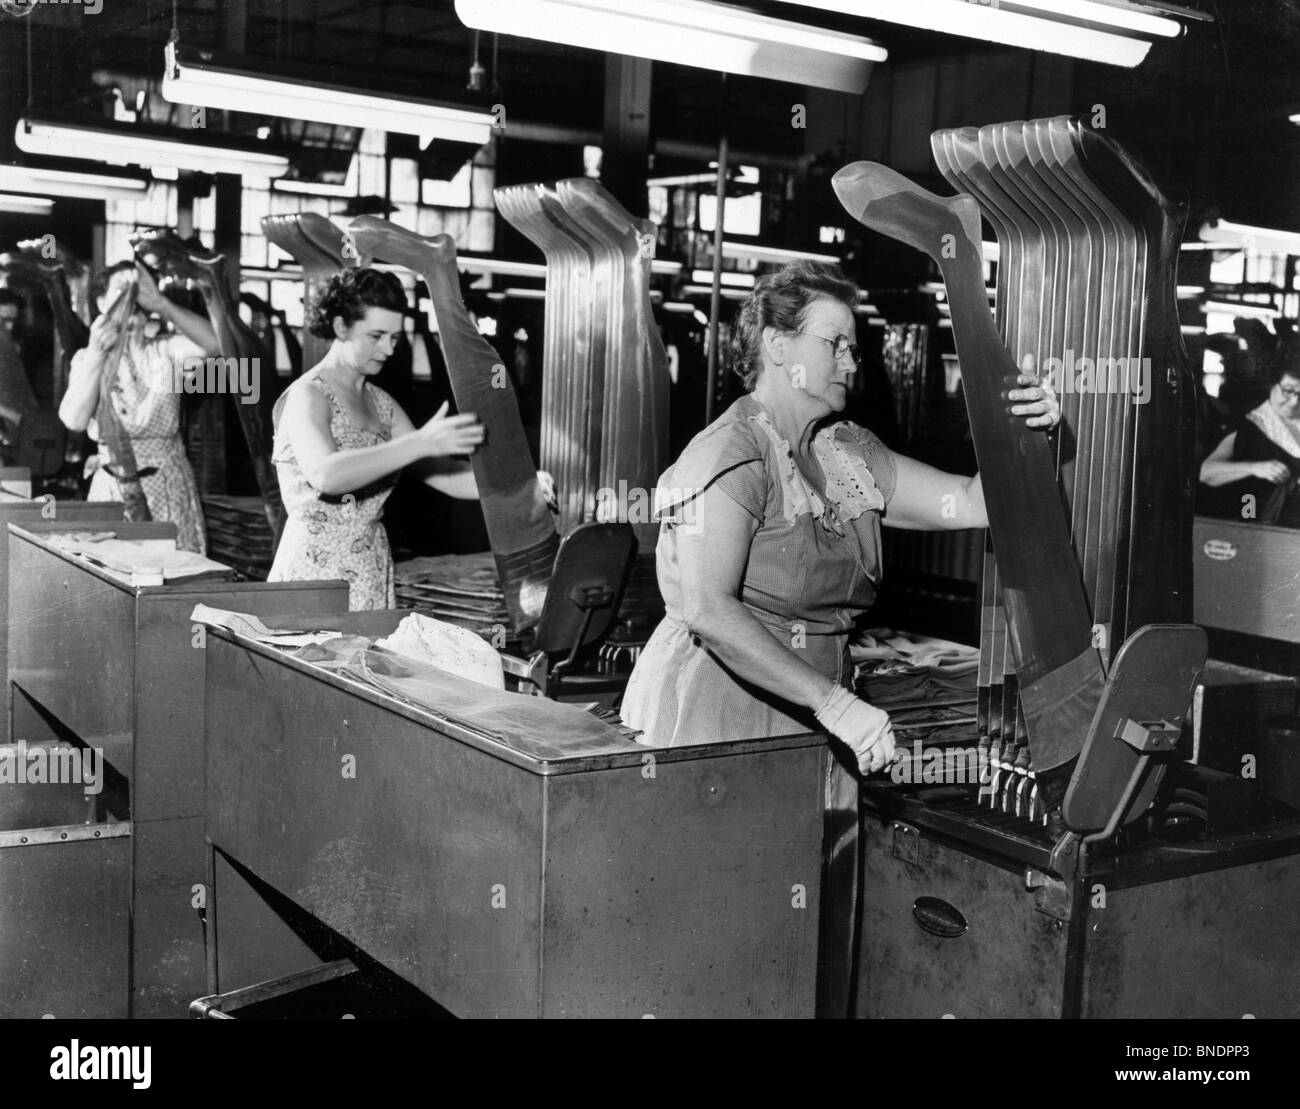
[
  {"x1": 308, "y1": 268, "x2": 408, "y2": 339},
  {"x1": 1271, "y1": 335, "x2": 1300, "y2": 385},
  {"x1": 91, "y1": 260, "x2": 137, "y2": 304},
  {"x1": 729, "y1": 260, "x2": 859, "y2": 391}
]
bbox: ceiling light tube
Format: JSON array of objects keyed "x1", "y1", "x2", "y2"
[
  {"x1": 773, "y1": 0, "x2": 1181, "y2": 66},
  {"x1": 722, "y1": 242, "x2": 840, "y2": 265},
  {"x1": 455, "y1": 0, "x2": 887, "y2": 94},
  {"x1": 1202, "y1": 300, "x2": 1280, "y2": 320},
  {"x1": 163, "y1": 42, "x2": 494, "y2": 148},
  {"x1": 1199, "y1": 219, "x2": 1300, "y2": 257},
  {"x1": 647, "y1": 172, "x2": 724, "y2": 188},
  {"x1": 691, "y1": 269, "x2": 756, "y2": 287},
  {"x1": 0, "y1": 193, "x2": 54, "y2": 216},
  {"x1": 16, "y1": 116, "x2": 290, "y2": 181},
  {"x1": 458, "y1": 257, "x2": 547, "y2": 279},
  {"x1": 681, "y1": 283, "x2": 750, "y2": 300},
  {"x1": 0, "y1": 163, "x2": 148, "y2": 201},
  {"x1": 272, "y1": 179, "x2": 355, "y2": 198}
]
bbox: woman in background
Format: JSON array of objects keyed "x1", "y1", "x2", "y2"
[
  {"x1": 1200, "y1": 346, "x2": 1300, "y2": 527},
  {"x1": 269, "y1": 268, "x2": 485, "y2": 610},
  {"x1": 59, "y1": 261, "x2": 217, "y2": 553}
]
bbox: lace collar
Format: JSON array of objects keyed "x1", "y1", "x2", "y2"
[
  {"x1": 1246, "y1": 400, "x2": 1300, "y2": 459},
  {"x1": 740, "y1": 398, "x2": 885, "y2": 532}
]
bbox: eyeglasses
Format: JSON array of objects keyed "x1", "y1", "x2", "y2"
[
  {"x1": 795, "y1": 331, "x2": 861, "y2": 367},
  {"x1": 1276, "y1": 382, "x2": 1300, "y2": 400}
]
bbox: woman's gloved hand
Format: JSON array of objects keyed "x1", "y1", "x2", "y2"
[
  {"x1": 537, "y1": 469, "x2": 558, "y2": 513},
  {"x1": 815, "y1": 685, "x2": 897, "y2": 775}
]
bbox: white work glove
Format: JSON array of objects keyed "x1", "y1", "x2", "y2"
[{"x1": 815, "y1": 685, "x2": 897, "y2": 775}]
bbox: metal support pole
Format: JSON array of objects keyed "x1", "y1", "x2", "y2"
[{"x1": 705, "y1": 133, "x2": 728, "y2": 426}]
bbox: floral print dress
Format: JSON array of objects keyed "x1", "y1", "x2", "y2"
[
  {"x1": 268, "y1": 376, "x2": 399, "y2": 610},
  {"x1": 77, "y1": 331, "x2": 207, "y2": 554}
]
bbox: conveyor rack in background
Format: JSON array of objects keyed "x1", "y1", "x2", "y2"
[{"x1": 202, "y1": 495, "x2": 275, "y2": 581}]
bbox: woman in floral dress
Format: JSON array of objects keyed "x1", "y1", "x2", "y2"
[
  {"x1": 59, "y1": 262, "x2": 215, "y2": 553},
  {"x1": 269, "y1": 268, "x2": 484, "y2": 610}
]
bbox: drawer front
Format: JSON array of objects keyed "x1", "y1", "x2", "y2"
[{"x1": 858, "y1": 818, "x2": 1069, "y2": 1018}]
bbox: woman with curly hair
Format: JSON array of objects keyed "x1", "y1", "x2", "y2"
[
  {"x1": 268, "y1": 268, "x2": 485, "y2": 610},
  {"x1": 620, "y1": 260, "x2": 1058, "y2": 1014}
]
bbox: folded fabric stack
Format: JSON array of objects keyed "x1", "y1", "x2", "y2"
[
  {"x1": 851, "y1": 627, "x2": 979, "y2": 706},
  {"x1": 202, "y1": 495, "x2": 276, "y2": 580},
  {"x1": 394, "y1": 553, "x2": 513, "y2": 638}
]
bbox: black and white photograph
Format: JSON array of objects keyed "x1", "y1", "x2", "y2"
[{"x1": 0, "y1": 0, "x2": 1296, "y2": 1073}]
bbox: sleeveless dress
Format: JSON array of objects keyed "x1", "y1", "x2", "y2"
[
  {"x1": 76, "y1": 331, "x2": 207, "y2": 554},
  {"x1": 268, "y1": 376, "x2": 399, "y2": 611},
  {"x1": 620, "y1": 393, "x2": 898, "y2": 1018}
]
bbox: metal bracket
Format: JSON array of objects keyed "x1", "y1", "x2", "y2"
[
  {"x1": 1025, "y1": 866, "x2": 1073, "y2": 923},
  {"x1": 1046, "y1": 829, "x2": 1081, "y2": 881},
  {"x1": 891, "y1": 821, "x2": 922, "y2": 867},
  {"x1": 1115, "y1": 717, "x2": 1181, "y2": 754},
  {"x1": 499, "y1": 649, "x2": 548, "y2": 697}
]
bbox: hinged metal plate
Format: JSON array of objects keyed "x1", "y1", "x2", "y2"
[{"x1": 891, "y1": 821, "x2": 922, "y2": 867}]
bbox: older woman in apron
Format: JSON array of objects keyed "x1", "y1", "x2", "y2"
[{"x1": 622, "y1": 260, "x2": 1058, "y2": 1016}]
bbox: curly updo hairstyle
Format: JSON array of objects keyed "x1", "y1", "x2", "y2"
[
  {"x1": 729, "y1": 260, "x2": 859, "y2": 392},
  {"x1": 308, "y1": 267, "x2": 408, "y2": 339}
]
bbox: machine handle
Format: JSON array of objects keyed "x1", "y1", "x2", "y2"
[{"x1": 912, "y1": 896, "x2": 968, "y2": 938}]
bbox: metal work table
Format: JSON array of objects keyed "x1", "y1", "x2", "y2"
[
  {"x1": 2, "y1": 521, "x2": 347, "y2": 1017},
  {"x1": 0, "y1": 497, "x2": 125, "y2": 743},
  {"x1": 202, "y1": 614, "x2": 828, "y2": 1018}
]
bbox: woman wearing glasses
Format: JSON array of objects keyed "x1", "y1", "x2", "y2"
[
  {"x1": 1200, "y1": 348, "x2": 1300, "y2": 527},
  {"x1": 620, "y1": 260, "x2": 1056, "y2": 1014}
]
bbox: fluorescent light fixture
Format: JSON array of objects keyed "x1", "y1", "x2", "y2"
[
  {"x1": 163, "y1": 41, "x2": 494, "y2": 148},
  {"x1": 1176, "y1": 285, "x2": 1206, "y2": 296},
  {"x1": 503, "y1": 287, "x2": 547, "y2": 300},
  {"x1": 1199, "y1": 219, "x2": 1300, "y2": 257},
  {"x1": 272, "y1": 178, "x2": 354, "y2": 198},
  {"x1": 1202, "y1": 300, "x2": 1280, "y2": 320},
  {"x1": 923, "y1": 280, "x2": 995, "y2": 299},
  {"x1": 772, "y1": 0, "x2": 1184, "y2": 67},
  {"x1": 240, "y1": 266, "x2": 303, "y2": 282},
  {"x1": 457, "y1": 257, "x2": 547, "y2": 279},
  {"x1": 17, "y1": 116, "x2": 289, "y2": 181},
  {"x1": 647, "y1": 172, "x2": 722, "y2": 188},
  {"x1": 722, "y1": 242, "x2": 839, "y2": 265},
  {"x1": 682, "y1": 283, "x2": 750, "y2": 301},
  {"x1": 0, "y1": 163, "x2": 148, "y2": 202},
  {"x1": 662, "y1": 302, "x2": 697, "y2": 313},
  {"x1": 455, "y1": 0, "x2": 886, "y2": 94},
  {"x1": 0, "y1": 193, "x2": 54, "y2": 216},
  {"x1": 691, "y1": 269, "x2": 755, "y2": 288}
]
